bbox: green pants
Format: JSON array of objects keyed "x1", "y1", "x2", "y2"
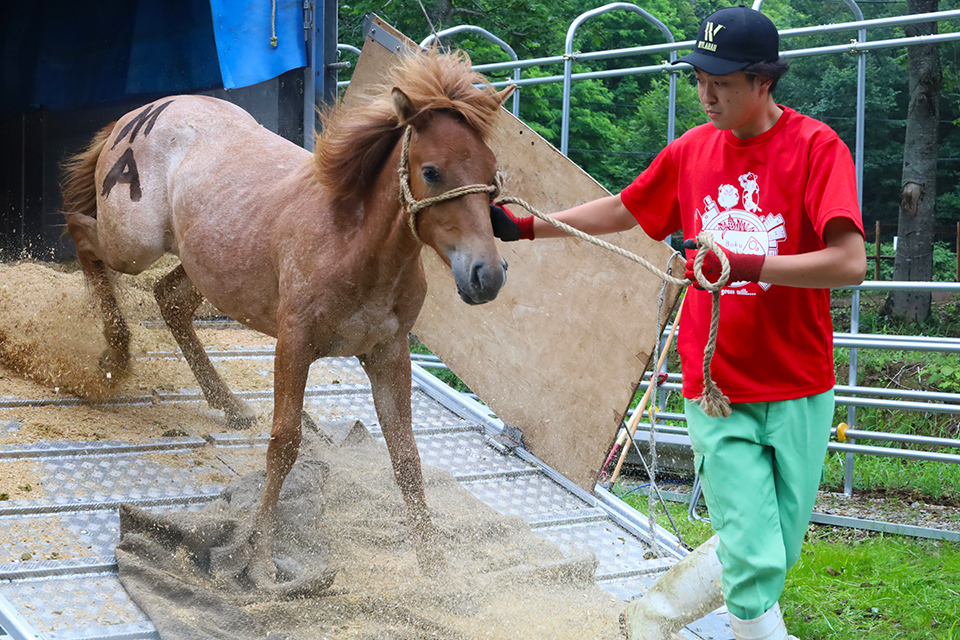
[{"x1": 685, "y1": 391, "x2": 834, "y2": 620}]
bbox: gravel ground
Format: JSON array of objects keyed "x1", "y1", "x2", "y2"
[{"x1": 813, "y1": 490, "x2": 960, "y2": 534}]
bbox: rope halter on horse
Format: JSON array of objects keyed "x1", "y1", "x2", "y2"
[{"x1": 398, "y1": 125, "x2": 503, "y2": 243}]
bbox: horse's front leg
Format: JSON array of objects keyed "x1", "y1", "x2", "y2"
[
  {"x1": 154, "y1": 265, "x2": 256, "y2": 428},
  {"x1": 249, "y1": 325, "x2": 313, "y2": 587},
  {"x1": 360, "y1": 338, "x2": 445, "y2": 573}
]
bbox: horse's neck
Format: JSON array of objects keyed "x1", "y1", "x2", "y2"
[{"x1": 362, "y1": 145, "x2": 421, "y2": 258}]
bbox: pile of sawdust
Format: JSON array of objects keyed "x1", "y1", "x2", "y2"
[
  {"x1": 290, "y1": 437, "x2": 626, "y2": 640},
  {"x1": 0, "y1": 258, "x2": 282, "y2": 401},
  {"x1": 118, "y1": 426, "x2": 625, "y2": 640},
  {"x1": 0, "y1": 257, "x2": 184, "y2": 399}
]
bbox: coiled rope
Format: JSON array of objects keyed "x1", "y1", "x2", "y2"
[{"x1": 398, "y1": 124, "x2": 732, "y2": 418}]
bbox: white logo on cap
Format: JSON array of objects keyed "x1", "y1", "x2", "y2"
[
  {"x1": 698, "y1": 22, "x2": 725, "y2": 51},
  {"x1": 704, "y1": 22, "x2": 726, "y2": 42}
]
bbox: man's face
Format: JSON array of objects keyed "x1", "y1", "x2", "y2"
[{"x1": 695, "y1": 69, "x2": 771, "y2": 137}]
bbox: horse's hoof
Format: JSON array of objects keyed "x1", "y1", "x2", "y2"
[
  {"x1": 226, "y1": 412, "x2": 258, "y2": 430},
  {"x1": 415, "y1": 544, "x2": 448, "y2": 575},
  {"x1": 225, "y1": 399, "x2": 258, "y2": 430},
  {"x1": 247, "y1": 557, "x2": 279, "y2": 588},
  {"x1": 98, "y1": 349, "x2": 130, "y2": 382}
]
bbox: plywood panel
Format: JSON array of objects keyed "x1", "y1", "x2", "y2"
[{"x1": 344, "y1": 17, "x2": 683, "y2": 490}]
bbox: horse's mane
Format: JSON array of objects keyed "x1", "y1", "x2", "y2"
[{"x1": 313, "y1": 49, "x2": 502, "y2": 202}]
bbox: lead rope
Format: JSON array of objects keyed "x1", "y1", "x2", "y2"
[
  {"x1": 497, "y1": 196, "x2": 732, "y2": 419},
  {"x1": 397, "y1": 124, "x2": 732, "y2": 419}
]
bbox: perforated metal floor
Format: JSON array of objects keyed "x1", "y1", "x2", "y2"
[{"x1": 0, "y1": 351, "x2": 732, "y2": 640}]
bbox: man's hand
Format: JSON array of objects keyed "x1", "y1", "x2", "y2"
[
  {"x1": 490, "y1": 203, "x2": 534, "y2": 241},
  {"x1": 683, "y1": 238, "x2": 765, "y2": 288}
]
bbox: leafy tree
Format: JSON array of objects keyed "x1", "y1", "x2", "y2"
[
  {"x1": 884, "y1": 0, "x2": 941, "y2": 320},
  {"x1": 336, "y1": 0, "x2": 960, "y2": 252}
]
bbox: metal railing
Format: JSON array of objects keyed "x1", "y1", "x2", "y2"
[
  {"x1": 469, "y1": 3, "x2": 960, "y2": 182},
  {"x1": 414, "y1": 281, "x2": 960, "y2": 471},
  {"x1": 420, "y1": 26, "x2": 521, "y2": 117},
  {"x1": 338, "y1": 3, "x2": 960, "y2": 217},
  {"x1": 560, "y1": 2, "x2": 677, "y2": 154}
]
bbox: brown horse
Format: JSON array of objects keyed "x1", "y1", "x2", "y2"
[{"x1": 61, "y1": 49, "x2": 514, "y2": 589}]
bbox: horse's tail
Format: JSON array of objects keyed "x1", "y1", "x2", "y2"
[{"x1": 61, "y1": 123, "x2": 114, "y2": 222}]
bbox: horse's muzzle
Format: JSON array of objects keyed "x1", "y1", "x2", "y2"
[{"x1": 454, "y1": 256, "x2": 507, "y2": 305}]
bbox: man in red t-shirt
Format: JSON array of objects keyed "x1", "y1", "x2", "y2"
[{"x1": 491, "y1": 6, "x2": 866, "y2": 640}]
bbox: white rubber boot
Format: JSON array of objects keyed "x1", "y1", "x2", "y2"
[
  {"x1": 728, "y1": 602, "x2": 799, "y2": 640},
  {"x1": 623, "y1": 534, "x2": 724, "y2": 640}
]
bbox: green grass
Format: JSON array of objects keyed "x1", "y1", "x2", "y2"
[
  {"x1": 408, "y1": 336, "x2": 473, "y2": 394},
  {"x1": 615, "y1": 485, "x2": 960, "y2": 640},
  {"x1": 612, "y1": 482, "x2": 713, "y2": 549},
  {"x1": 823, "y1": 449, "x2": 960, "y2": 501},
  {"x1": 784, "y1": 531, "x2": 960, "y2": 639}
]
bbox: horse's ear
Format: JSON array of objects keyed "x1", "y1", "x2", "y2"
[
  {"x1": 391, "y1": 88, "x2": 418, "y2": 126},
  {"x1": 496, "y1": 84, "x2": 516, "y2": 106}
]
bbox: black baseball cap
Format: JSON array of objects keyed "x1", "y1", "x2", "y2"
[{"x1": 675, "y1": 5, "x2": 779, "y2": 75}]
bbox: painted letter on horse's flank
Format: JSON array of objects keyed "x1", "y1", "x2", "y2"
[
  {"x1": 101, "y1": 148, "x2": 142, "y2": 202},
  {"x1": 101, "y1": 99, "x2": 176, "y2": 203}
]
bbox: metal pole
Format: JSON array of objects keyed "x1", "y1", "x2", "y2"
[
  {"x1": 321, "y1": 1, "x2": 338, "y2": 108},
  {"x1": 833, "y1": 427, "x2": 960, "y2": 449},
  {"x1": 479, "y1": 31, "x2": 960, "y2": 91},
  {"x1": 846, "y1": 287, "x2": 860, "y2": 496},
  {"x1": 561, "y1": 3, "x2": 676, "y2": 156},
  {"x1": 421, "y1": 26, "x2": 522, "y2": 117},
  {"x1": 667, "y1": 45, "x2": 677, "y2": 143},
  {"x1": 0, "y1": 594, "x2": 42, "y2": 640},
  {"x1": 848, "y1": 280, "x2": 960, "y2": 291},
  {"x1": 303, "y1": 0, "x2": 338, "y2": 152},
  {"x1": 303, "y1": 1, "x2": 316, "y2": 151},
  {"x1": 836, "y1": 0, "x2": 866, "y2": 497},
  {"x1": 462, "y1": 10, "x2": 960, "y2": 78}
]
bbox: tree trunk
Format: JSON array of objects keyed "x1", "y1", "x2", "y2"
[
  {"x1": 884, "y1": 0, "x2": 941, "y2": 321},
  {"x1": 433, "y1": 0, "x2": 458, "y2": 29}
]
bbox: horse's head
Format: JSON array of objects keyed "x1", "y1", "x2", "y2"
[{"x1": 392, "y1": 84, "x2": 515, "y2": 306}]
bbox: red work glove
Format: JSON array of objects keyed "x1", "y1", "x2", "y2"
[
  {"x1": 683, "y1": 238, "x2": 765, "y2": 288},
  {"x1": 490, "y1": 203, "x2": 534, "y2": 241}
]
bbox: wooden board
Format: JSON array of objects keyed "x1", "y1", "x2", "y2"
[{"x1": 343, "y1": 17, "x2": 683, "y2": 491}]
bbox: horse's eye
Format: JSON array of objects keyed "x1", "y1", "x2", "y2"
[{"x1": 422, "y1": 166, "x2": 441, "y2": 184}]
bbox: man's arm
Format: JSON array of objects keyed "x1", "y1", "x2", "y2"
[
  {"x1": 530, "y1": 194, "x2": 639, "y2": 238},
  {"x1": 757, "y1": 217, "x2": 867, "y2": 288}
]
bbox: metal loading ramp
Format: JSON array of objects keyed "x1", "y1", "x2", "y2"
[{"x1": 0, "y1": 345, "x2": 732, "y2": 640}]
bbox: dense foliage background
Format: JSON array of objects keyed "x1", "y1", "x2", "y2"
[{"x1": 336, "y1": 0, "x2": 960, "y2": 242}]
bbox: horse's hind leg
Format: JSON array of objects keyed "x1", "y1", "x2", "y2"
[
  {"x1": 66, "y1": 214, "x2": 130, "y2": 380},
  {"x1": 154, "y1": 265, "x2": 257, "y2": 428}
]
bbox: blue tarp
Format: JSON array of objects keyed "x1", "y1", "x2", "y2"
[
  {"x1": 211, "y1": 0, "x2": 306, "y2": 89},
  {"x1": 1, "y1": 0, "x2": 307, "y2": 116}
]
